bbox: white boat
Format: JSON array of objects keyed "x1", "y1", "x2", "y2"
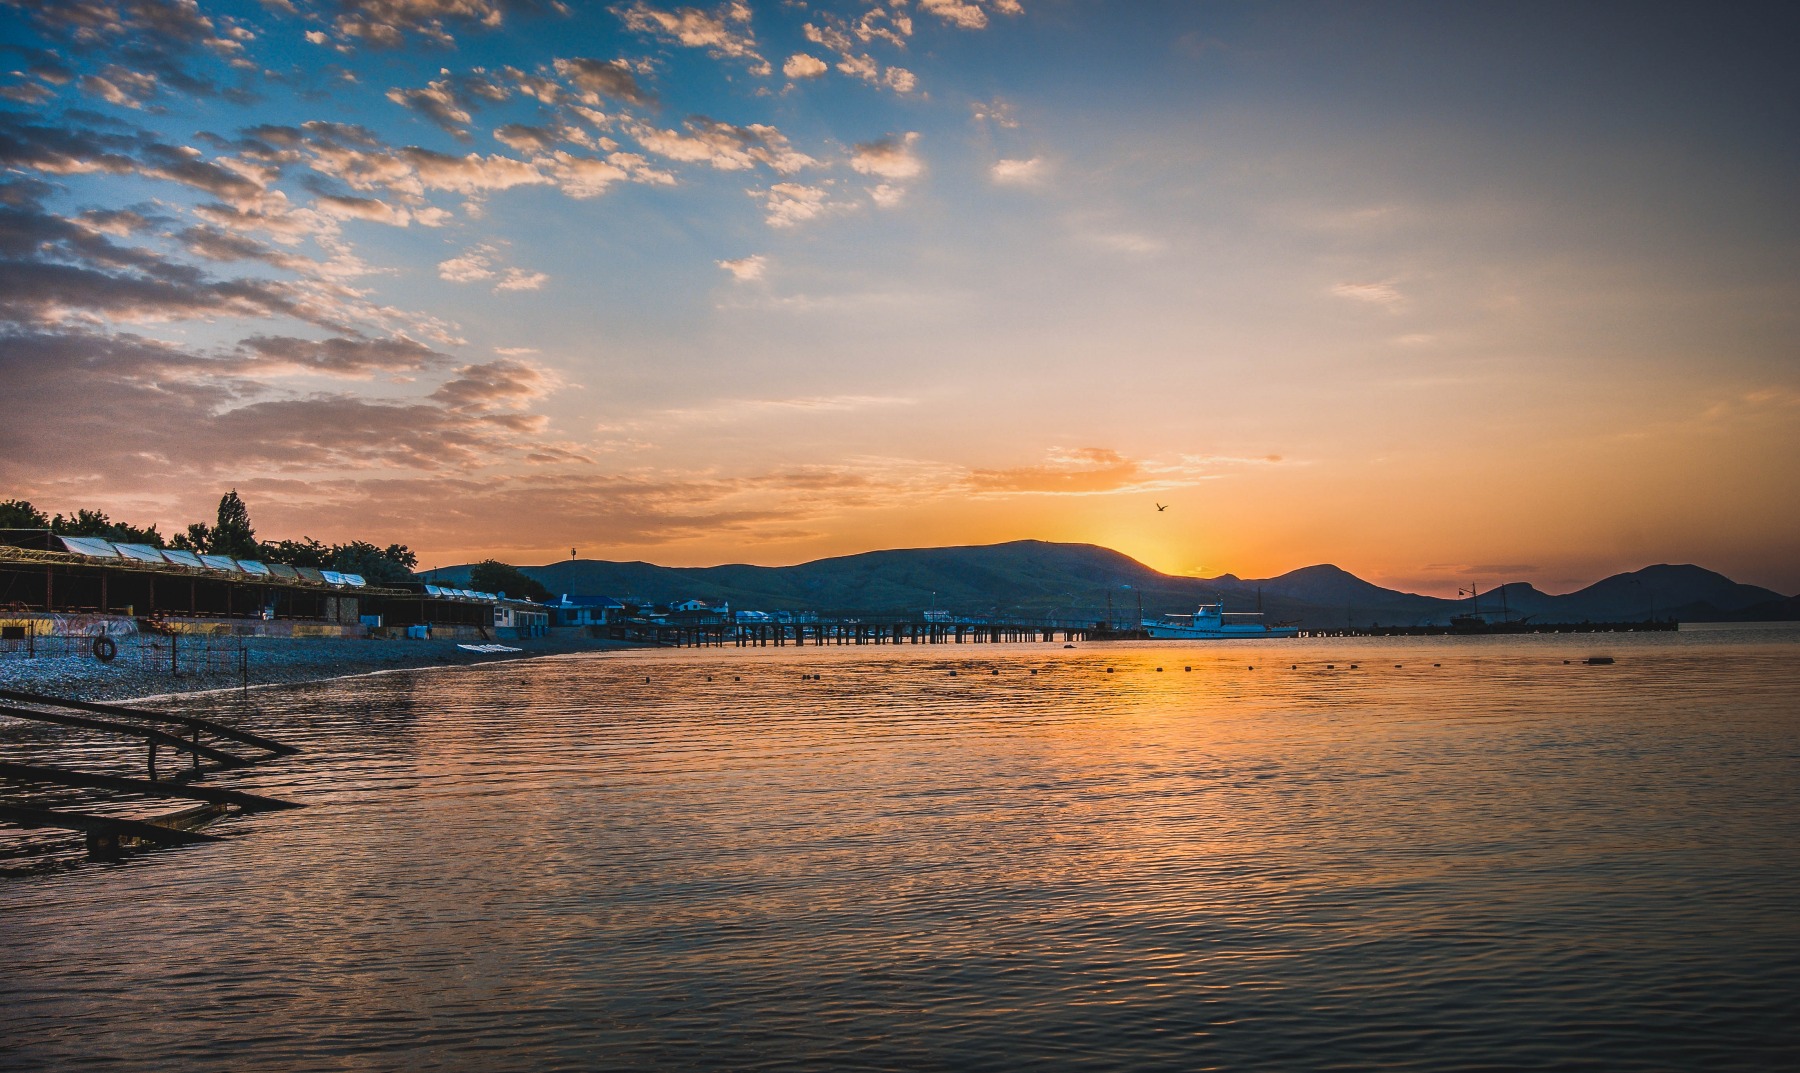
[{"x1": 1142, "y1": 602, "x2": 1298, "y2": 640}]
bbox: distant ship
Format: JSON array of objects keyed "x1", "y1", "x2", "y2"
[{"x1": 1142, "y1": 602, "x2": 1299, "y2": 640}]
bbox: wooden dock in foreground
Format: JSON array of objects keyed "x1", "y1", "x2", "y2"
[{"x1": 0, "y1": 690, "x2": 302, "y2": 862}]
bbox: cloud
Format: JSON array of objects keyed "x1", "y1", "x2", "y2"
[
  {"x1": 0, "y1": 327, "x2": 566, "y2": 483},
  {"x1": 494, "y1": 267, "x2": 547, "y2": 291},
  {"x1": 967, "y1": 447, "x2": 1145, "y2": 494},
  {"x1": 387, "y1": 78, "x2": 475, "y2": 137},
  {"x1": 438, "y1": 245, "x2": 548, "y2": 292},
  {"x1": 1331, "y1": 280, "x2": 1405, "y2": 308},
  {"x1": 918, "y1": 0, "x2": 991, "y2": 30},
  {"x1": 438, "y1": 247, "x2": 497, "y2": 282},
  {"x1": 551, "y1": 57, "x2": 655, "y2": 106},
  {"x1": 991, "y1": 156, "x2": 1044, "y2": 184},
  {"x1": 754, "y1": 182, "x2": 834, "y2": 228},
  {"x1": 1088, "y1": 231, "x2": 1164, "y2": 255},
  {"x1": 782, "y1": 53, "x2": 827, "y2": 79},
  {"x1": 850, "y1": 132, "x2": 922, "y2": 180},
  {"x1": 431, "y1": 357, "x2": 555, "y2": 411},
  {"x1": 964, "y1": 446, "x2": 1237, "y2": 496},
  {"x1": 237, "y1": 334, "x2": 447, "y2": 377},
  {"x1": 631, "y1": 116, "x2": 816, "y2": 173},
  {"x1": 800, "y1": 17, "x2": 914, "y2": 92},
  {"x1": 717, "y1": 254, "x2": 766, "y2": 281},
  {"x1": 322, "y1": 0, "x2": 526, "y2": 50},
  {"x1": 613, "y1": 1, "x2": 769, "y2": 76}
]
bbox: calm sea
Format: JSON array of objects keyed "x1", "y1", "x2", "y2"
[{"x1": 4, "y1": 626, "x2": 1798, "y2": 1071}]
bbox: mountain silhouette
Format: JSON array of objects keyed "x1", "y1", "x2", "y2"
[{"x1": 423, "y1": 541, "x2": 1791, "y2": 627}]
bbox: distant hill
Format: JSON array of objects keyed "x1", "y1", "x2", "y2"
[{"x1": 422, "y1": 541, "x2": 1792, "y2": 627}]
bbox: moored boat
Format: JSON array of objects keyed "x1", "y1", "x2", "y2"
[{"x1": 1142, "y1": 602, "x2": 1299, "y2": 640}]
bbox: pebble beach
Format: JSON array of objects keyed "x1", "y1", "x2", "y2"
[{"x1": 0, "y1": 633, "x2": 638, "y2": 704}]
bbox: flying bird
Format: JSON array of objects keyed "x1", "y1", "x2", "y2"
[{"x1": 1155, "y1": 503, "x2": 1168, "y2": 512}]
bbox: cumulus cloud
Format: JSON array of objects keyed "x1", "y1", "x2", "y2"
[
  {"x1": 614, "y1": 1, "x2": 769, "y2": 76},
  {"x1": 716, "y1": 254, "x2": 766, "y2": 281},
  {"x1": 632, "y1": 117, "x2": 816, "y2": 173},
  {"x1": 850, "y1": 132, "x2": 923, "y2": 180},
  {"x1": 754, "y1": 182, "x2": 833, "y2": 228},
  {"x1": 551, "y1": 57, "x2": 654, "y2": 106},
  {"x1": 782, "y1": 53, "x2": 827, "y2": 79}
]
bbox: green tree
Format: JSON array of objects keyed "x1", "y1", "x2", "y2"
[
  {"x1": 51, "y1": 508, "x2": 166, "y2": 547},
  {"x1": 0, "y1": 499, "x2": 51, "y2": 528},
  {"x1": 469, "y1": 559, "x2": 551, "y2": 602},
  {"x1": 172, "y1": 522, "x2": 211, "y2": 552},
  {"x1": 259, "y1": 536, "x2": 333, "y2": 568},
  {"x1": 209, "y1": 490, "x2": 258, "y2": 558},
  {"x1": 330, "y1": 541, "x2": 417, "y2": 586},
  {"x1": 259, "y1": 537, "x2": 333, "y2": 568}
]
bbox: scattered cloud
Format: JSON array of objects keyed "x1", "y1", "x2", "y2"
[
  {"x1": 755, "y1": 182, "x2": 835, "y2": 228},
  {"x1": 991, "y1": 156, "x2": 1044, "y2": 184},
  {"x1": 851, "y1": 132, "x2": 922, "y2": 179},
  {"x1": 717, "y1": 254, "x2": 767, "y2": 281},
  {"x1": 437, "y1": 244, "x2": 548, "y2": 292},
  {"x1": 782, "y1": 53, "x2": 827, "y2": 79},
  {"x1": 614, "y1": 1, "x2": 770, "y2": 77},
  {"x1": 1331, "y1": 280, "x2": 1405, "y2": 308}
]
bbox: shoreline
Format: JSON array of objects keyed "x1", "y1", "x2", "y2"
[{"x1": 0, "y1": 634, "x2": 646, "y2": 706}]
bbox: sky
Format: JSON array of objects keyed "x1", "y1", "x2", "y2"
[{"x1": 2, "y1": 0, "x2": 1796, "y2": 595}]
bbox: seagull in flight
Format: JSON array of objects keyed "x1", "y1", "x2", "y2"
[{"x1": 1155, "y1": 502, "x2": 1168, "y2": 512}]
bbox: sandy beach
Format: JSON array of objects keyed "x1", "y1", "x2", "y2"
[{"x1": 0, "y1": 633, "x2": 641, "y2": 704}]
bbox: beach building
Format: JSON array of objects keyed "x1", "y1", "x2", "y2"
[
  {"x1": 0, "y1": 530, "x2": 503, "y2": 640},
  {"x1": 493, "y1": 599, "x2": 550, "y2": 639},
  {"x1": 548, "y1": 594, "x2": 624, "y2": 628}
]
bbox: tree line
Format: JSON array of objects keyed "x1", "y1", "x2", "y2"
[{"x1": 0, "y1": 491, "x2": 420, "y2": 586}]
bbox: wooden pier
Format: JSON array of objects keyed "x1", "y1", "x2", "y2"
[
  {"x1": 0, "y1": 690, "x2": 302, "y2": 862},
  {"x1": 604, "y1": 616, "x2": 1101, "y2": 648}
]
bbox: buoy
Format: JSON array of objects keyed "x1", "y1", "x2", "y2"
[
  {"x1": 1030, "y1": 669, "x2": 1037, "y2": 675},
  {"x1": 991, "y1": 669, "x2": 999, "y2": 675},
  {"x1": 734, "y1": 676, "x2": 741, "y2": 681},
  {"x1": 1291, "y1": 664, "x2": 1297, "y2": 669},
  {"x1": 1395, "y1": 664, "x2": 1402, "y2": 668},
  {"x1": 1434, "y1": 663, "x2": 1440, "y2": 667},
  {"x1": 949, "y1": 670, "x2": 957, "y2": 676},
  {"x1": 1326, "y1": 664, "x2": 1335, "y2": 669},
  {"x1": 1156, "y1": 667, "x2": 1163, "y2": 672},
  {"x1": 1184, "y1": 666, "x2": 1191, "y2": 672},
  {"x1": 1248, "y1": 665, "x2": 1254, "y2": 670},
  {"x1": 1350, "y1": 664, "x2": 1358, "y2": 669},
  {"x1": 1106, "y1": 667, "x2": 1114, "y2": 673},
  {"x1": 645, "y1": 676, "x2": 651, "y2": 682}
]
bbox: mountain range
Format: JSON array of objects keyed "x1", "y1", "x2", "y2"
[{"x1": 423, "y1": 540, "x2": 1797, "y2": 627}]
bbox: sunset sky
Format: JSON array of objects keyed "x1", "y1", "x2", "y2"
[{"x1": 3, "y1": 0, "x2": 1796, "y2": 594}]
